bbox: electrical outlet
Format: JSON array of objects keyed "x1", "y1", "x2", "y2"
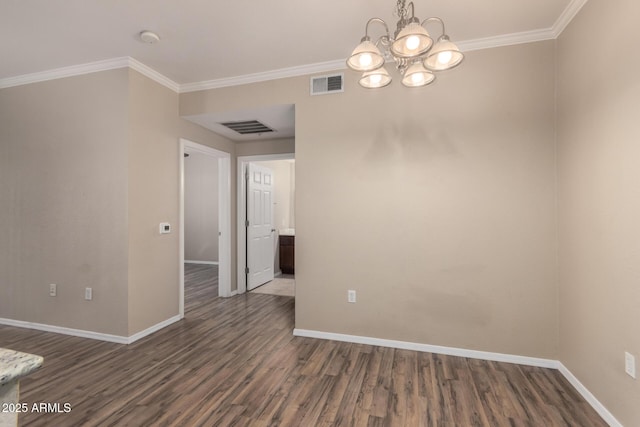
[
  {"x1": 85, "y1": 287, "x2": 92, "y2": 301},
  {"x1": 49, "y1": 284, "x2": 56, "y2": 297},
  {"x1": 159, "y1": 222, "x2": 171, "y2": 234},
  {"x1": 347, "y1": 290, "x2": 356, "y2": 303},
  {"x1": 625, "y1": 352, "x2": 636, "y2": 379}
]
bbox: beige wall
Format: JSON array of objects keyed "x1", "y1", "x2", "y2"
[
  {"x1": 0, "y1": 70, "x2": 130, "y2": 335},
  {"x1": 184, "y1": 152, "x2": 219, "y2": 262},
  {"x1": 127, "y1": 69, "x2": 180, "y2": 334},
  {"x1": 181, "y1": 40, "x2": 559, "y2": 358},
  {"x1": 0, "y1": 68, "x2": 235, "y2": 337},
  {"x1": 236, "y1": 138, "x2": 295, "y2": 157},
  {"x1": 557, "y1": 1, "x2": 640, "y2": 425},
  {"x1": 127, "y1": 69, "x2": 234, "y2": 334}
]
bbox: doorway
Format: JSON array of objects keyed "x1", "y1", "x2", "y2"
[
  {"x1": 179, "y1": 139, "x2": 231, "y2": 319},
  {"x1": 246, "y1": 162, "x2": 276, "y2": 291},
  {"x1": 237, "y1": 153, "x2": 295, "y2": 294}
]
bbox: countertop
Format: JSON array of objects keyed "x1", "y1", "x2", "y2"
[{"x1": 0, "y1": 348, "x2": 43, "y2": 386}]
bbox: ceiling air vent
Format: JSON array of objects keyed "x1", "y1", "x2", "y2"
[
  {"x1": 310, "y1": 73, "x2": 344, "y2": 96},
  {"x1": 219, "y1": 120, "x2": 274, "y2": 135}
]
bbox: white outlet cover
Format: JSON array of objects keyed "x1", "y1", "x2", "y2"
[
  {"x1": 625, "y1": 352, "x2": 636, "y2": 379},
  {"x1": 347, "y1": 290, "x2": 356, "y2": 303}
]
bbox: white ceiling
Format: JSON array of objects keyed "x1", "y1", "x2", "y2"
[
  {"x1": 2, "y1": 0, "x2": 582, "y2": 85},
  {"x1": 1, "y1": 0, "x2": 586, "y2": 141}
]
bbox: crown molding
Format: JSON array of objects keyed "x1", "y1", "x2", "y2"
[
  {"x1": 457, "y1": 27, "x2": 556, "y2": 52},
  {"x1": 178, "y1": 59, "x2": 345, "y2": 93},
  {"x1": 0, "y1": 0, "x2": 588, "y2": 93},
  {"x1": 552, "y1": 0, "x2": 589, "y2": 38},
  {"x1": 127, "y1": 57, "x2": 180, "y2": 93},
  {"x1": 0, "y1": 56, "x2": 180, "y2": 93},
  {"x1": 0, "y1": 57, "x2": 130, "y2": 89}
]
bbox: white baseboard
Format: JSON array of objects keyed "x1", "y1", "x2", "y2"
[
  {"x1": 0, "y1": 317, "x2": 129, "y2": 344},
  {"x1": 184, "y1": 260, "x2": 219, "y2": 265},
  {"x1": 126, "y1": 315, "x2": 181, "y2": 344},
  {"x1": 0, "y1": 315, "x2": 182, "y2": 345},
  {"x1": 293, "y1": 329, "x2": 621, "y2": 426},
  {"x1": 293, "y1": 329, "x2": 557, "y2": 368},
  {"x1": 557, "y1": 363, "x2": 622, "y2": 427},
  {"x1": 219, "y1": 290, "x2": 238, "y2": 298}
]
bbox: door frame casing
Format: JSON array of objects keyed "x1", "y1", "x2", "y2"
[
  {"x1": 237, "y1": 153, "x2": 295, "y2": 294},
  {"x1": 180, "y1": 138, "x2": 232, "y2": 320}
]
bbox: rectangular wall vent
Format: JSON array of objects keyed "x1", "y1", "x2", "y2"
[
  {"x1": 310, "y1": 73, "x2": 344, "y2": 96},
  {"x1": 219, "y1": 120, "x2": 274, "y2": 135}
]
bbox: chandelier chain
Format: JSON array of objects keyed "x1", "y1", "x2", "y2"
[{"x1": 395, "y1": 0, "x2": 408, "y2": 19}]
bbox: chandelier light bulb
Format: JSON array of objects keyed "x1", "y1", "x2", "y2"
[
  {"x1": 405, "y1": 35, "x2": 420, "y2": 51},
  {"x1": 370, "y1": 73, "x2": 383, "y2": 85},
  {"x1": 359, "y1": 53, "x2": 373, "y2": 67},
  {"x1": 411, "y1": 72, "x2": 424, "y2": 85},
  {"x1": 438, "y1": 50, "x2": 453, "y2": 65}
]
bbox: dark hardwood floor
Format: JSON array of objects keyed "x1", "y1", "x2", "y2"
[{"x1": 0, "y1": 264, "x2": 606, "y2": 426}]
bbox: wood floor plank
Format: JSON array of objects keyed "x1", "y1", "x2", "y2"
[{"x1": 0, "y1": 264, "x2": 608, "y2": 426}]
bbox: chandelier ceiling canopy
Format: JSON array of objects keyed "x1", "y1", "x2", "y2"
[{"x1": 346, "y1": 0, "x2": 464, "y2": 89}]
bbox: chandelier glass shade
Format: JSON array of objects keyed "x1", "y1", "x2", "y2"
[
  {"x1": 401, "y1": 62, "x2": 435, "y2": 88},
  {"x1": 391, "y1": 22, "x2": 432, "y2": 57},
  {"x1": 424, "y1": 35, "x2": 464, "y2": 71},
  {"x1": 346, "y1": 0, "x2": 463, "y2": 88},
  {"x1": 359, "y1": 68, "x2": 392, "y2": 89},
  {"x1": 346, "y1": 40, "x2": 385, "y2": 72}
]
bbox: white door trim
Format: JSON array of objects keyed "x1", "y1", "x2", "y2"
[
  {"x1": 237, "y1": 153, "x2": 294, "y2": 294},
  {"x1": 180, "y1": 139, "x2": 232, "y2": 320}
]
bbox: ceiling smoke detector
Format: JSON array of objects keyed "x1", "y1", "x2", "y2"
[{"x1": 139, "y1": 30, "x2": 160, "y2": 44}]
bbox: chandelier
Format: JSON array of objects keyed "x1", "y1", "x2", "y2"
[{"x1": 346, "y1": 0, "x2": 464, "y2": 88}]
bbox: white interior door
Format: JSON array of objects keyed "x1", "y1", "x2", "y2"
[{"x1": 247, "y1": 163, "x2": 275, "y2": 290}]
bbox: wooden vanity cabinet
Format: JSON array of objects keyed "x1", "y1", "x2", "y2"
[{"x1": 279, "y1": 235, "x2": 295, "y2": 275}]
